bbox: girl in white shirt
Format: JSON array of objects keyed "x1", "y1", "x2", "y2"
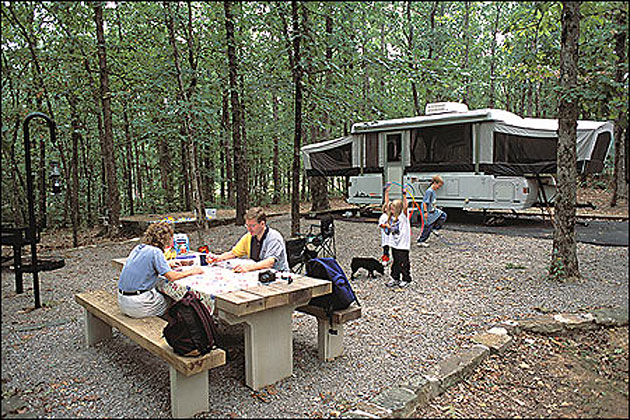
[
  {"x1": 378, "y1": 185, "x2": 393, "y2": 266},
  {"x1": 385, "y1": 190, "x2": 412, "y2": 288}
]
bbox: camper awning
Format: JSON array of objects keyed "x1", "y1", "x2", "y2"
[{"x1": 301, "y1": 136, "x2": 362, "y2": 176}]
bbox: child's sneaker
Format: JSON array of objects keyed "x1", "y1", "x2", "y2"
[
  {"x1": 385, "y1": 276, "x2": 398, "y2": 287},
  {"x1": 398, "y1": 280, "x2": 412, "y2": 288},
  {"x1": 416, "y1": 240, "x2": 429, "y2": 248}
]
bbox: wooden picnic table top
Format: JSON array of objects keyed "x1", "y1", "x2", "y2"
[{"x1": 111, "y1": 257, "x2": 331, "y2": 318}]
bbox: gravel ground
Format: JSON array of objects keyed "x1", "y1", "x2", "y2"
[{"x1": 1, "y1": 214, "x2": 628, "y2": 418}]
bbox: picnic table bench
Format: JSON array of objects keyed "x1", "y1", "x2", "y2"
[
  {"x1": 74, "y1": 290, "x2": 226, "y2": 418},
  {"x1": 296, "y1": 303, "x2": 362, "y2": 361}
]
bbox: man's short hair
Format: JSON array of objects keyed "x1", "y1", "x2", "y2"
[
  {"x1": 245, "y1": 207, "x2": 266, "y2": 223},
  {"x1": 432, "y1": 175, "x2": 444, "y2": 185}
]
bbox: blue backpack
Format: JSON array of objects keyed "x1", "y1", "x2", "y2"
[{"x1": 306, "y1": 257, "x2": 360, "y2": 334}]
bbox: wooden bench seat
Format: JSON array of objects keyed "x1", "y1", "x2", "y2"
[
  {"x1": 296, "y1": 303, "x2": 362, "y2": 361},
  {"x1": 74, "y1": 290, "x2": 226, "y2": 418}
]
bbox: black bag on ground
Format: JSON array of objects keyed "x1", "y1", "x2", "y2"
[{"x1": 163, "y1": 291, "x2": 219, "y2": 357}]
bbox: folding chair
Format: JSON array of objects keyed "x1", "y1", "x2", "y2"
[
  {"x1": 285, "y1": 236, "x2": 318, "y2": 274},
  {"x1": 306, "y1": 214, "x2": 336, "y2": 259}
]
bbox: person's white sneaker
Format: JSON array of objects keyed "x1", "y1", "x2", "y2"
[
  {"x1": 417, "y1": 241, "x2": 429, "y2": 248},
  {"x1": 398, "y1": 280, "x2": 412, "y2": 288},
  {"x1": 385, "y1": 276, "x2": 398, "y2": 287}
]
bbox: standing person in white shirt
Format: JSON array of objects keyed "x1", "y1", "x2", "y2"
[
  {"x1": 378, "y1": 184, "x2": 393, "y2": 266},
  {"x1": 385, "y1": 188, "x2": 412, "y2": 288}
]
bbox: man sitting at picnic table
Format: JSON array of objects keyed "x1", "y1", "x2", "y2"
[{"x1": 209, "y1": 207, "x2": 289, "y2": 273}]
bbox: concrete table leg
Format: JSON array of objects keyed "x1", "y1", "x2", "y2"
[
  {"x1": 220, "y1": 305, "x2": 296, "y2": 390},
  {"x1": 169, "y1": 366, "x2": 209, "y2": 418},
  {"x1": 83, "y1": 310, "x2": 112, "y2": 347},
  {"x1": 317, "y1": 319, "x2": 345, "y2": 361}
]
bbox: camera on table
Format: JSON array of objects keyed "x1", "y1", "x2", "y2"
[{"x1": 258, "y1": 270, "x2": 276, "y2": 284}]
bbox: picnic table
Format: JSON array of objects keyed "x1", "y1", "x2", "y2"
[{"x1": 112, "y1": 254, "x2": 331, "y2": 390}]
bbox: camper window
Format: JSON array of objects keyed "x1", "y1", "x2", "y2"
[
  {"x1": 409, "y1": 123, "x2": 472, "y2": 171},
  {"x1": 387, "y1": 133, "x2": 402, "y2": 162},
  {"x1": 493, "y1": 133, "x2": 557, "y2": 164},
  {"x1": 365, "y1": 133, "x2": 379, "y2": 169}
]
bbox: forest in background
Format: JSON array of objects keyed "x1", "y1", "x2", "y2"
[{"x1": 1, "y1": 1, "x2": 628, "y2": 238}]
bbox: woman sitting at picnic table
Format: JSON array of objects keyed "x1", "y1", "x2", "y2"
[{"x1": 117, "y1": 221, "x2": 203, "y2": 318}]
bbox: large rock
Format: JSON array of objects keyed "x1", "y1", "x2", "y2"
[
  {"x1": 472, "y1": 327, "x2": 513, "y2": 354},
  {"x1": 517, "y1": 315, "x2": 564, "y2": 334},
  {"x1": 426, "y1": 345, "x2": 489, "y2": 391},
  {"x1": 369, "y1": 387, "x2": 419, "y2": 418},
  {"x1": 592, "y1": 307, "x2": 629, "y2": 327},
  {"x1": 400, "y1": 374, "x2": 440, "y2": 408},
  {"x1": 553, "y1": 313, "x2": 595, "y2": 330}
]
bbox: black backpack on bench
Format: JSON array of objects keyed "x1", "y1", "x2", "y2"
[{"x1": 163, "y1": 291, "x2": 220, "y2": 357}]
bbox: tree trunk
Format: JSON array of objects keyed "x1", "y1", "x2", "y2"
[
  {"x1": 425, "y1": 1, "x2": 439, "y2": 103},
  {"x1": 239, "y1": 73, "x2": 250, "y2": 208},
  {"x1": 156, "y1": 115, "x2": 172, "y2": 205},
  {"x1": 93, "y1": 3, "x2": 121, "y2": 235},
  {"x1": 463, "y1": 1, "x2": 470, "y2": 105},
  {"x1": 305, "y1": 5, "x2": 331, "y2": 213},
  {"x1": 271, "y1": 91, "x2": 281, "y2": 204},
  {"x1": 164, "y1": 1, "x2": 206, "y2": 228},
  {"x1": 290, "y1": 0, "x2": 303, "y2": 236},
  {"x1": 406, "y1": 1, "x2": 421, "y2": 114},
  {"x1": 224, "y1": 1, "x2": 247, "y2": 225},
  {"x1": 489, "y1": 3, "x2": 502, "y2": 108},
  {"x1": 122, "y1": 104, "x2": 135, "y2": 215},
  {"x1": 220, "y1": 90, "x2": 230, "y2": 204},
  {"x1": 550, "y1": 1, "x2": 580, "y2": 282},
  {"x1": 66, "y1": 94, "x2": 81, "y2": 247},
  {"x1": 611, "y1": 9, "x2": 628, "y2": 205},
  {"x1": 8, "y1": 5, "x2": 63, "y2": 229}
]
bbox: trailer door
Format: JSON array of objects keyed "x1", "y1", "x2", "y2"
[{"x1": 383, "y1": 131, "x2": 405, "y2": 197}]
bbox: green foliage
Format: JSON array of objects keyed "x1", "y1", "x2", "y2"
[
  {"x1": 1, "y1": 1, "x2": 627, "y2": 227},
  {"x1": 548, "y1": 253, "x2": 567, "y2": 282}
]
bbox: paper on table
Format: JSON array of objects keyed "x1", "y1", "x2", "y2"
[{"x1": 158, "y1": 260, "x2": 263, "y2": 313}]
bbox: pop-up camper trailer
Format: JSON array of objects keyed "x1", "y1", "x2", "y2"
[{"x1": 301, "y1": 102, "x2": 613, "y2": 211}]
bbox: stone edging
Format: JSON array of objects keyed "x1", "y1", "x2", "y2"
[{"x1": 342, "y1": 307, "x2": 629, "y2": 418}]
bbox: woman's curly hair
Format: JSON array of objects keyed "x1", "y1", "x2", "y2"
[{"x1": 142, "y1": 221, "x2": 174, "y2": 251}]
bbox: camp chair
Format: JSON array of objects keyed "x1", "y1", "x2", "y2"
[
  {"x1": 305, "y1": 214, "x2": 336, "y2": 259},
  {"x1": 285, "y1": 236, "x2": 318, "y2": 274}
]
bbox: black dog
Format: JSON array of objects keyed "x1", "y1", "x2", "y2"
[{"x1": 350, "y1": 257, "x2": 385, "y2": 279}]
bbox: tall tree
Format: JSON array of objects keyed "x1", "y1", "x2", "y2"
[
  {"x1": 405, "y1": 1, "x2": 421, "y2": 115},
  {"x1": 224, "y1": 1, "x2": 247, "y2": 224},
  {"x1": 164, "y1": 1, "x2": 206, "y2": 229},
  {"x1": 93, "y1": 3, "x2": 121, "y2": 235},
  {"x1": 488, "y1": 3, "x2": 503, "y2": 108},
  {"x1": 611, "y1": 7, "x2": 628, "y2": 206},
  {"x1": 309, "y1": 6, "x2": 332, "y2": 213},
  {"x1": 67, "y1": 94, "x2": 81, "y2": 247},
  {"x1": 550, "y1": 1, "x2": 580, "y2": 282},
  {"x1": 271, "y1": 91, "x2": 281, "y2": 204},
  {"x1": 290, "y1": 0, "x2": 303, "y2": 236}
]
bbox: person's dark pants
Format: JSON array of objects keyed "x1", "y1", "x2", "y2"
[
  {"x1": 418, "y1": 211, "x2": 447, "y2": 243},
  {"x1": 391, "y1": 248, "x2": 411, "y2": 283}
]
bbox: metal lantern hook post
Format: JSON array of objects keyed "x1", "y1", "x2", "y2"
[{"x1": 23, "y1": 112, "x2": 56, "y2": 309}]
